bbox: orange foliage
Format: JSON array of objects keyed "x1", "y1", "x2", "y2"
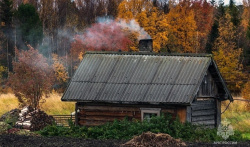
[
  {"x1": 241, "y1": 0, "x2": 250, "y2": 31},
  {"x1": 118, "y1": 0, "x2": 169, "y2": 52},
  {"x1": 166, "y1": 0, "x2": 198, "y2": 53},
  {"x1": 213, "y1": 12, "x2": 245, "y2": 92},
  {"x1": 118, "y1": 0, "x2": 152, "y2": 20},
  {"x1": 242, "y1": 81, "x2": 250, "y2": 100},
  {"x1": 191, "y1": 0, "x2": 214, "y2": 51},
  {"x1": 241, "y1": 81, "x2": 250, "y2": 110},
  {"x1": 136, "y1": 7, "x2": 168, "y2": 52}
]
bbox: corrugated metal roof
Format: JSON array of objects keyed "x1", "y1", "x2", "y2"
[{"x1": 62, "y1": 52, "x2": 213, "y2": 104}]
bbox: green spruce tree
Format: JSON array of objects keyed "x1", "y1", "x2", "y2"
[
  {"x1": 228, "y1": 0, "x2": 240, "y2": 26},
  {"x1": 15, "y1": 3, "x2": 43, "y2": 49}
]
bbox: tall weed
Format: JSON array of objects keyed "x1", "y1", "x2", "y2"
[
  {"x1": 0, "y1": 92, "x2": 74, "y2": 116},
  {"x1": 0, "y1": 93, "x2": 18, "y2": 116},
  {"x1": 221, "y1": 98, "x2": 250, "y2": 133},
  {"x1": 40, "y1": 92, "x2": 74, "y2": 115}
]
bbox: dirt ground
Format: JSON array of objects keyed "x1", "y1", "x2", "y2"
[
  {"x1": 0, "y1": 134, "x2": 125, "y2": 147},
  {"x1": 0, "y1": 135, "x2": 249, "y2": 147}
]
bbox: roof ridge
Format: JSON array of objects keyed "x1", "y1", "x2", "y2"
[
  {"x1": 85, "y1": 51, "x2": 212, "y2": 57},
  {"x1": 71, "y1": 81, "x2": 197, "y2": 85}
]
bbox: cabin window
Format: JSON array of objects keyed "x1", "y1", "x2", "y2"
[{"x1": 140, "y1": 108, "x2": 161, "y2": 121}]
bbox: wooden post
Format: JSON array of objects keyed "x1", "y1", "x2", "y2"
[{"x1": 75, "y1": 102, "x2": 79, "y2": 126}]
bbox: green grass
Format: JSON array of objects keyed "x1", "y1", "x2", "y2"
[
  {"x1": 242, "y1": 133, "x2": 250, "y2": 140},
  {"x1": 221, "y1": 97, "x2": 250, "y2": 134},
  {"x1": 0, "y1": 92, "x2": 74, "y2": 116}
]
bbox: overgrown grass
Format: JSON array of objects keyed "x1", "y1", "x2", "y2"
[
  {"x1": 221, "y1": 97, "x2": 250, "y2": 140},
  {"x1": 38, "y1": 116, "x2": 245, "y2": 142},
  {"x1": 0, "y1": 93, "x2": 19, "y2": 116},
  {"x1": 40, "y1": 92, "x2": 75, "y2": 115},
  {"x1": 0, "y1": 93, "x2": 74, "y2": 116}
]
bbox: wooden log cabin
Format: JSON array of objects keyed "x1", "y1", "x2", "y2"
[{"x1": 61, "y1": 39, "x2": 233, "y2": 128}]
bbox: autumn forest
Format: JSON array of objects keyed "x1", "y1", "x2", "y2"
[{"x1": 0, "y1": 0, "x2": 250, "y2": 105}]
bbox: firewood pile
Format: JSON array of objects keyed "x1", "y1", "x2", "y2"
[
  {"x1": 122, "y1": 132, "x2": 186, "y2": 147},
  {"x1": 16, "y1": 106, "x2": 54, "y2": 131}
]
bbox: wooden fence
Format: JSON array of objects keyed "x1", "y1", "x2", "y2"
[{"x1": 51, "y1": 115, "x2": 75, "y2": 127}]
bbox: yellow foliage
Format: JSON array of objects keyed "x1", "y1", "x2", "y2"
[
  {"x1": 118, "y1": 1, "x2": 169, "y2": 52},
  {"x1": 117, "y1": 2, "x2": 134, "y2": 21},
  {"x1": 0, "y1": 65, "x2": 6, "y2": 80},
  {"x1": 213, "y1": 12, "x2": 245, "y2": 92},
  {"x1": 118, "y1": 0, "x2": 152, "y2": 21},
  {"x1": 78, "y1": 52, "x2": 84, "y2": 61},
  {"x1": 52, "y1": 54, "x2": 69, "y2": 83},
  {"x1": 166, "y1": 3, "x2": 198, "y2": 53},
  {"x1": 213, "y1": 48, "x2": 243, "y2": 90},
  {"x1": 136, "y1": 7, "x2": 169, "y2": 52}
]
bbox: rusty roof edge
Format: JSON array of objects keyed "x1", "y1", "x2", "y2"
[
  {"x1": 85, "y1": 51, "x2": 213, "y2": 57},
  {"x1": 189, "y1": 57, "x2": 212, "y2": 105}
]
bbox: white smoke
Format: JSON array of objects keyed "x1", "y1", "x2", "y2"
[{"x1": 96, "y1": 17, "x2": 151, "y2": 40}]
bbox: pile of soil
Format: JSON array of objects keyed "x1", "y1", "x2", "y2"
[{"x1": 122, "y1": 132, "x2": 186, "y2": 147}]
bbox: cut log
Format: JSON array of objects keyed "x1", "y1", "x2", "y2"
[{"x1": 15, "y1": 106, "x2": 54, "y2": 131}]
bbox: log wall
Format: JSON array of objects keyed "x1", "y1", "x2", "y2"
[
  {"x1": 198, "y1": 71, "x2": 218, "y2": 97},
  {"x1": 191, "y1": 99, "x2": 217, "y2": 128},
  {"x1": 76, "y1": 103, "x2": 181, "y2": 126}
]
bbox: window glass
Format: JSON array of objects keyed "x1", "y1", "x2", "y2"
[
  {"x1": 140, "y1": 108, "x2": 161, "y2": 121},
  {"x1": 143, "y1": 113, "x2": 157, "y2": 121}
]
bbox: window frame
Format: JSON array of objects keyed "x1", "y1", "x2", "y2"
[{"x1": 140, "y1": 108, "x2": 161, "y2": 121}]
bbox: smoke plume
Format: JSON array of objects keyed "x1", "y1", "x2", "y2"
[
  {"x1": 97, "y1": 17, "x2": 151, "y2": 40},
  {"x1": 74, "y1": 17, "x2": 151, "y2": 51}
]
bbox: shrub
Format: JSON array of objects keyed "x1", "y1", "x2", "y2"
[
  {"x1": 0, "y1": 122, "x2": 11, "y2": 135},
  {"x1": 38, "y1": 115, "x2": 245, "y2": 142},
  {"x1": 1, "y1": 109, "x2": 20, "y2": 127}
]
